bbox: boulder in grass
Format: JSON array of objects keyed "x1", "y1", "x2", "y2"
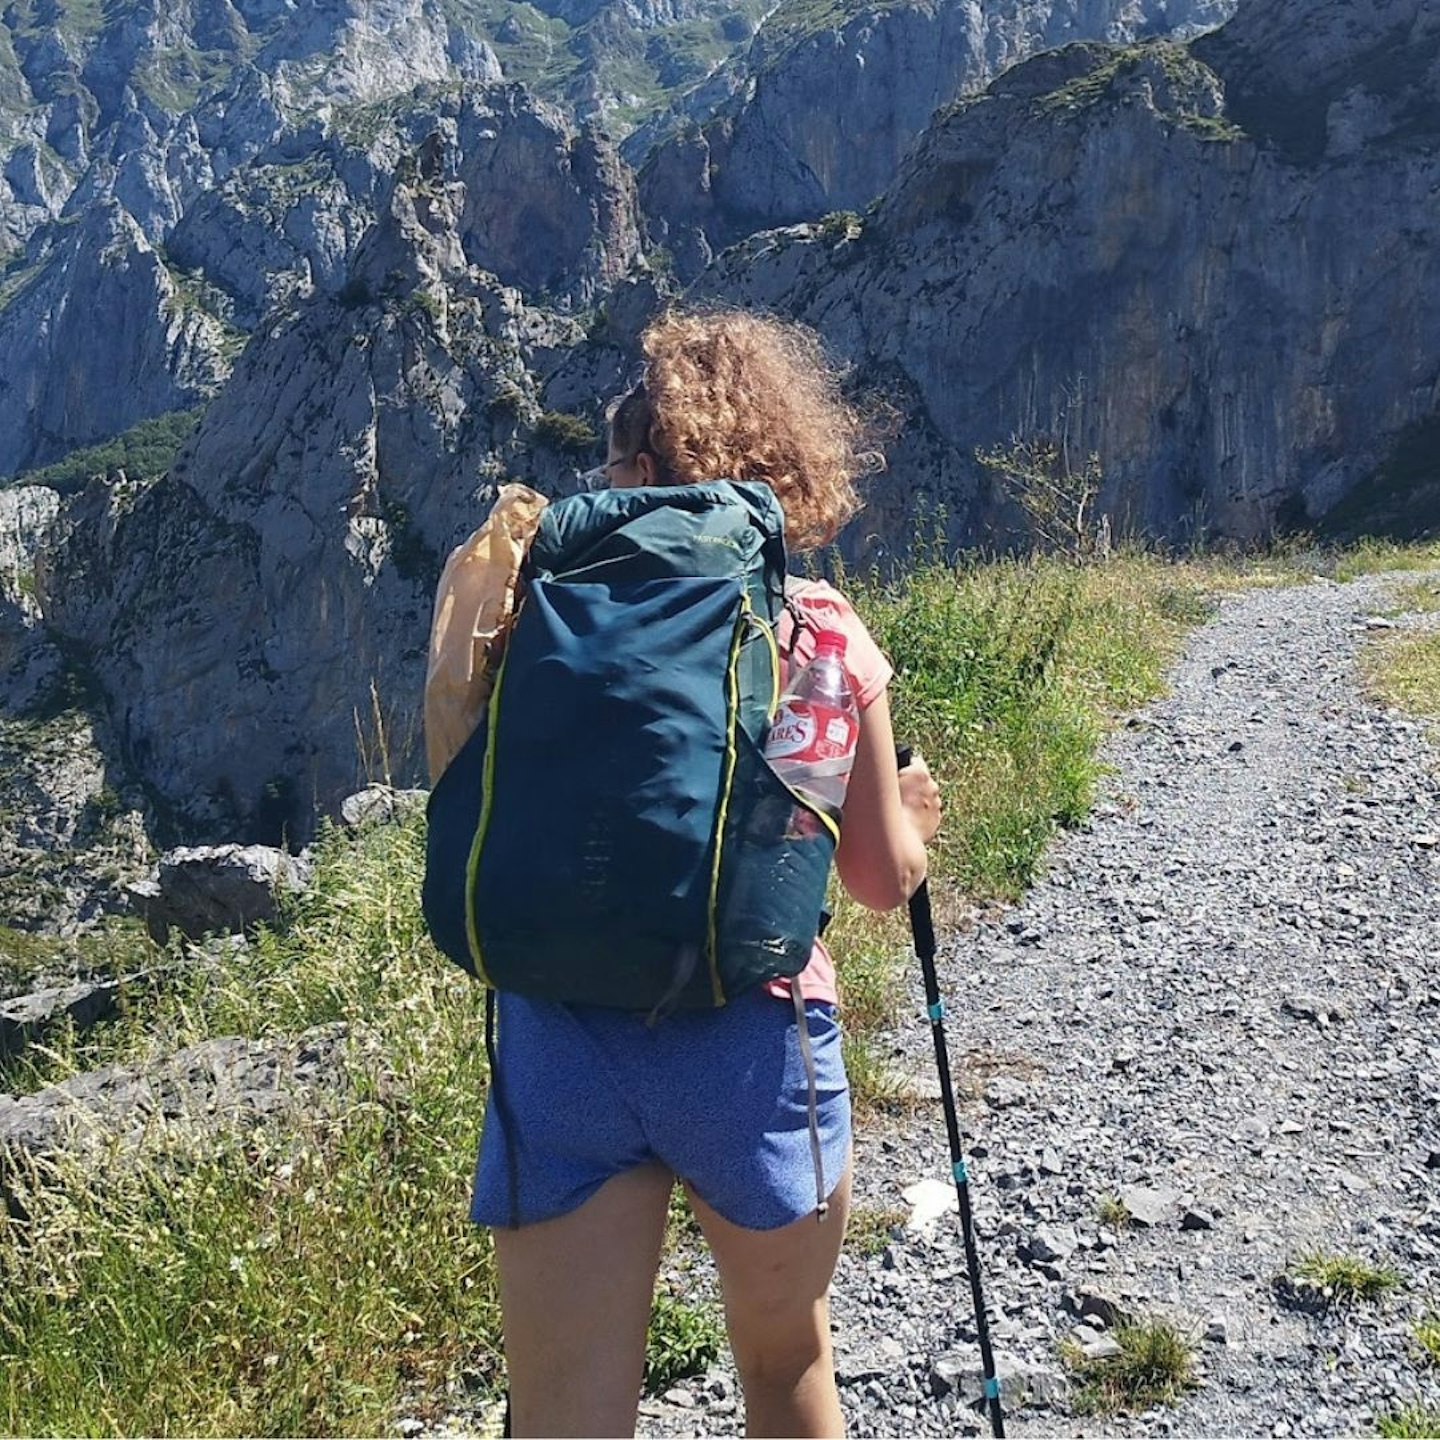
[
  {"x1": 0, "y1": 979, "x2": 129, "y2": 1062},
  {"x1": 338, "y1": 786, "x2": 427, "y2": 832},
  {"x1": 127, "y1": 844, "x2": 313, "y2": 944},
  {"x1": 0, "y1": 1022, "x2": 363, "y2": 1167}
]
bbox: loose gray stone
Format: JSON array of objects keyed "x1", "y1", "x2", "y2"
[
  {"x1": 338, "y1": 786, "x2": 427, "y2": 831},
  {"x1": 1025, "y1": 1224, "x2": 1079, "y2": 1263},
  {"x1": 128, "y1": 845, "x2": 313, "y2": 944},
  {"x1": 1068, "y1": 1288, "x2": 1131, "y2": 1329},
  {"x1": 983, "y1": 1077, "x2": 1028, "y2": 1109},
  {"x1": 0, "y1": 978, "x2": 128, "y2": 1061},
  {"x1": 1082, "y1": 1336, "x2": 1124, "y2": 1362},
  {"x1": 1118, "y1": 1185, "x2": 1181, "y2": 1227}
]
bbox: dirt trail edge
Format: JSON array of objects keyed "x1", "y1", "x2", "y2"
[{"x1": 629, "y1": 572, "x2": 1440, "y2": 1440}]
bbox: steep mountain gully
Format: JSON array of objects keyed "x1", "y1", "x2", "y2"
[{"x1": 432, "y1": 572, "x2": 1440, "y2": 1438}]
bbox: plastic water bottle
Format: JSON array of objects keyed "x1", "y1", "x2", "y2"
[{"x1": 763, "y1": 629, "x2": 861, "y2": 824}]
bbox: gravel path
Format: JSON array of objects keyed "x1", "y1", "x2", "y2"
[{"x1": 635, "y1": 572, "x2": 1440, "y2": 1438}]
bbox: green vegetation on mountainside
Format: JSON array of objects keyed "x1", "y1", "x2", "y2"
[
  {"x1": 749, "y1": 0, "x2": 912, "y2": 66},
  {"x1": 442, "y1": 0, "x2": 577, "y2": 91},
  {"x1": 4, "y1": 407, "x2": 206, "y2": 492},
  {"x1": 0, "y1": 24, "x2": 30, "y2": 114},
  {"x1": 5, "y1": 0, "x2": 107, "y2": 52},
  {"x1": 1034, "y1": 40, "x2": 1244, "y2": 140}
]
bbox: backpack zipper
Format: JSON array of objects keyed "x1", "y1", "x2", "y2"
[
  {"x1": 705, "y1": 590, "x2": 772, "y2": 1005},
  {"x1": 463, "y1": 619, "x2": 518, "y2": 986}
]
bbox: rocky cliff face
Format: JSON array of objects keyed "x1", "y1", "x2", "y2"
[
  {"x1": 0, "y1": 0, "x2": 740, "y2": 262},
  {"x1": 0, "y1": 202, "x2": 230, "y2": 476},
  {"x1": 165, "y1": 84, "x2": 642, "y2": 323},
  {"x1": 693, "y1": 0, "x2": 1439, "y2": 550},
  {"x1": 0, "y1": 487, "x2": 61, "y2": 714},
  {"x1": 0, "y1": 83, "x2": 639, "y2": 478},
  {"x1": 17, "y1": 0, "x2": 1440, "y2": 853},
  {"x1": 39, "y1": 139, "x2": 645, "y2": 843},
  {"x1": 0, "y1": 0, "x2": 501, "y2": 253},
  {"x1": 0, "y1": 487, "x2": 152, "y2": 929},
  {"x1": 638, "y1": 0, "x2": 1237, "y2": 275}
]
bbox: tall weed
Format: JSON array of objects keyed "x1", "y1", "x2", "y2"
[
  {"x1": 844, "y1": 548, "x2": 1197, "y2": 897},
  {"x1": 0, "y1": 815, "x2": 502, "y2": 1437}
]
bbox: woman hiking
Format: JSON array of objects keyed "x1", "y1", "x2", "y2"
[{"x1": 434, "y1": 307, "x2": 942, "y2": 1438}]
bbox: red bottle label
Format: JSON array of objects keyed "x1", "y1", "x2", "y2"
[{"x1": 765, "y1": 699, "x2": 859, "y2": 764}]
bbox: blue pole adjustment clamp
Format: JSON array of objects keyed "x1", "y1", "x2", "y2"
[
  {"x1": 953, "y1": 1158, "x2": 969, "y2": 1183},
  {"x1": 927, "y1": 1000, "x2": 945, "y2": 1022}
]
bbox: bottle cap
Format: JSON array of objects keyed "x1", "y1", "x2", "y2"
[{"x1": 814, "y1": 629, "x2": 848, "y2": 660}]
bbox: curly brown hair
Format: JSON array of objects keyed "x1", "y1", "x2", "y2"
[{"x1": 610, "y1": 308, "x2": 883, "y2": 551}]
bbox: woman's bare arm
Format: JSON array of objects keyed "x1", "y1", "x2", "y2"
[{"x1": 833, "y1": 685, "x2": 941, "y2": 911}]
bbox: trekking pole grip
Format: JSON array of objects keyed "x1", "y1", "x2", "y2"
[{"x1": 894, "y1": 745, "x2": 937, "y2": 961}]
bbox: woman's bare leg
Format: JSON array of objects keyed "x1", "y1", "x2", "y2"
[
  {"x1": 493, "y1": 1160, "x2": 673, "y2": 1437},
  {"x1": 687, "y1": 1162, "x2": 853, "y2": 1439}
]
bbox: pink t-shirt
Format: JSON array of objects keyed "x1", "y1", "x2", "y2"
[{"x1": 762, "y1": 578, "x2": 894, "y2": 1008}]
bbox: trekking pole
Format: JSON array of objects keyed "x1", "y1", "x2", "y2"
[{"x1": 896, "y1": 744, "x2": 1005, "y2": 1439}]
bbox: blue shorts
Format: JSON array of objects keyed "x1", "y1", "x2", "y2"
[{"x1": 470, "y1": 986, "x2": 851, "y2": 1231}]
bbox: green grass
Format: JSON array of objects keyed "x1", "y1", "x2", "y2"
[
  {"x1": 1416, "y1": 1315, "x2": 1440, "y2": 1366},
  {"x1": 845, "y1": 546, "x2": 1205, "y2": 899},
  {"x1": 643, "y1": 1289, "x2": 725, "y2": 1394},
  {"x1": 1373, "y1": 572, "x2": 1440, "y2": 620},
  {"x1": 1334, "y1": 537, "x2": 1440, "y2": 581},
  {"x1": 1378, "y1": 1405, "x2": 1440, "y2": 1438},
  {"x1": 1291, "y1": 1252, "x2": 1403, "y2": 1305},
  {"x1": 5, "y1": 408, "x2": 206, "y2": 492},
  {"x1": 846, "y1": 1202, "x2": 907, "y2": 1258},
  {"x1": 1096, "y1": 1192, "x2": 1131, "y2": 1228},
  {"x1": 1363, "y1": 630, "x2": 1440, "y2": 721},
  {"x1": 0, "y1": 816, "x2": 501, "y2": 1436},
  {"x1": 0, "y1": 921, "x2": 150, "y2": 999},
  {"x1": 1061, "y1": 1317, "x2": 1197, "y2": 1414}
]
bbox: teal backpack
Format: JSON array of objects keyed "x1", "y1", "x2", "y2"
[{"x1": 421, "y1": 480, "x2": 839, "y2": 1012}]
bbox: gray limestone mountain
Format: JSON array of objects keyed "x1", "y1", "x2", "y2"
[
  {"x1": 0, "y1": 0, "x2": 762, "y2": 263},
  {"x1": 0, "y1": 201, "x2": 231, "y2": 476},
  {"x1": 1, "y1": 83, "x2": 638, "y2": 481},
  {"x1": 5, "y1": 0, "x2": 1439, "y2": 864},
  {"x1": 0, "y1": 487, "x2": 60, "y2": 715},
  {"x1": 694, "y1": 0, "x2": 1440, "y2": 550},
  {"x1": 637, "y1": 0, "x2": 1238, "y2": 277},
  {"x1": 0, "y1": 0, "x2": 501, "y2": 253},
  {"x1": 0, "y1": 489, "x2": 152, "y2": 932},
  {"x1": 0, "y1": 0, "x2": 1231, "y2": 489},
  {"x1": 0, "y1": 0, "x2": 1238, "y2": 498},
  {"x1": 166, "y1": 84, "x2": 643, "y2": 324}
]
